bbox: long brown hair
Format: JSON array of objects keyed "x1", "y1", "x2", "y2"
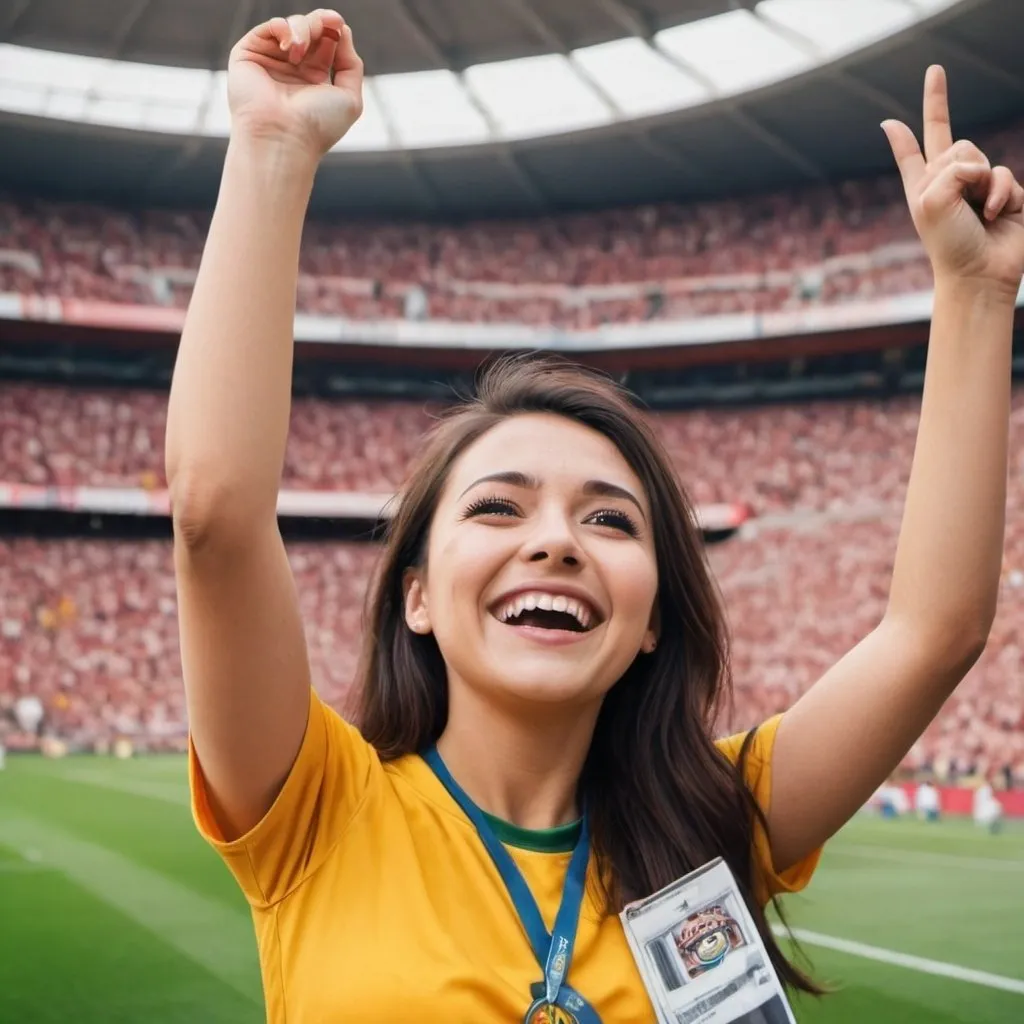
[{"x1": 356, "y1": 353, "x2": 817, "y2": 993}]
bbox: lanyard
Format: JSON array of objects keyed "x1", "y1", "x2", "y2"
[{"x1": 423, "y1": 746, "x2": 603, "y2": 1024}]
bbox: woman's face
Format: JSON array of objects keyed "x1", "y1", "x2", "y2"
[{"x1": 404, "y1": 413, "x2": 659, "y2": 710}]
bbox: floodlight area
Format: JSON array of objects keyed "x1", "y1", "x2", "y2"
[{"x1": 0, "y1": 0, "x2": 960, "y2": 149}]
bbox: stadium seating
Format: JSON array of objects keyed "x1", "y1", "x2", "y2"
[
  {"x1": 2, "y1": 519, "x2": 1021, "y2": 784},
  {"x1": 2, "y1": 117, "x2": 1022, "y2": 777},
  {"x1": 6, "y1": 384, "x2": 1024, "y2": 514},
  {"x1": 2, "y1": 115, "x2": 1021, "y2": 326},
  {"x1": 2, "y1": 385, "x2": 1023, "y2": 782},
  {"x1": 0, "y1": 538, "x2": 377, "y2": 753},
  {"x1": 0, "y1": 180, "x2": 928, "y2": 326}
]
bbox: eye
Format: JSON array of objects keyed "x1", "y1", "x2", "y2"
[
  {"x1": 586, "y1": 508, "x2": 640, "y2": 536},
  {"x1": 460, "y1": 495, "x2": 521, "y2": 520}
]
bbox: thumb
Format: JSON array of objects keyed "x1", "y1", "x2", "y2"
[
  {"x1": 331, "y1": 22, "x2": 364, "y2": 88},
  {"x1": 882, "y1": 120, "x2": 926, "y2": 193}
]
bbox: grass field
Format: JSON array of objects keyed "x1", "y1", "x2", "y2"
[{"x1": 1, "y1": 755, "x2": 1022, "y2": 1023}]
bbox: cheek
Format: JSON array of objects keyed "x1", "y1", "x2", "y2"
[
  {"x1": 604, "y1": 547, "x2": 658, "y2": 622},
  {"x1": 429, "y1": 528, "x2": 512, "y2": 622}
]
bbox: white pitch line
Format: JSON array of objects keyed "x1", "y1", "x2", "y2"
[
  {"x1": 774, "y1": 926, "x2": 1024, "y2": 995},
  {"x1": 832, "y1": 843, "x2": 1024, "y2": 873},
  {"x1": 0, "y1": 815, "x2": 261, "y2": 1002}
]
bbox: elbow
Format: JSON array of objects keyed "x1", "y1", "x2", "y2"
[
  {"x1": 168, "y1": 468, "x2": 272, "y2": 552},
  {"x1": 943, "y1": 602, "x2": 996, "y2": 672},
  {"x1": 168, "y1": 471, "x2": 231, "y2": 551},
  {"x1": 946, "y1": 626, "x2": 989, "y2": 678},
  {"x1": 884, "y1": 611, "x2": 990, "y2": 680}
]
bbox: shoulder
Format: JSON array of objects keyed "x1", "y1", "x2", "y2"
[{"x1": 715, "y1": 713, "x2": 783, "y2": 778}]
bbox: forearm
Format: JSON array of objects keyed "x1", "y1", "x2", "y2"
[
  {"x1": 165, "y1": 136, "x2": 318, "y2": 523},
  {"x1": 887, "y1": 277, "x2": 1014, "y2": 647}
]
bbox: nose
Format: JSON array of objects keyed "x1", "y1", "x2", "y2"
[{"x1": 522, "y1": 509, "x2": 583, "y2": 568}]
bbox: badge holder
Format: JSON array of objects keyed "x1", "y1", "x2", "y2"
[{"x1": 620, "y1": 858, "x2": 797, "y2": 1024}]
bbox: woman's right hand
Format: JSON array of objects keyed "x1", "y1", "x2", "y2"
[{"x1": 228, "y1": 8, "x2": 364, "y2": 160}]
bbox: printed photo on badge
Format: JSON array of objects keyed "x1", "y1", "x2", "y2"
[{"x1": 643, "y1": 892, "x2": 750, "y2": 988}]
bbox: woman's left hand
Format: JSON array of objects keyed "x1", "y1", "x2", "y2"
[{"x1": 883, "y1": 65, "x2": 1024, "y2": 298}]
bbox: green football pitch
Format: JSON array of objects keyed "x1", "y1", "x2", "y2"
[{"x1": 1, "y1": 756, "x2": 1022, "y2": 1023}]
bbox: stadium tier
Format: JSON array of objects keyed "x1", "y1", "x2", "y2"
[
  {"x1": 0, "y1": 114, "x2": 1020, "y2": 328},
  {"x1": 4, "y1": 384, "x2": 1024, "y2": 512},
  {"x1": 3, "y1": 519, "x2": 1022, "y2": 785},
  {"x1": 2, "y1": 386, "x2": 1023, "y2": 784}
]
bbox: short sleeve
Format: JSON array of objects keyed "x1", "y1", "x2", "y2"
[
  {"x1": 715, "y1": 714, "x2": 821, "y2": 904},
  {"x1": 189, "y1": 687, "x2": 379, "y2": 907}
]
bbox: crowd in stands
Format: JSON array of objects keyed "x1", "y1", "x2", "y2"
[
  {"x1": 2, "y1": 518, "x2": 1021, "y2": 787},
  {"x1": 8, "y1": 383, "x2": 1024, "y2": 512},
  {"x1": 0, "y1": 538, "x2": 377, "y2": 755},
  {"x1": 5, "y1": 383, "x2": 997, "y2": 512},
  {"x1": 1, "y1": 115, "x2": 1022, "y2": 776},
  {"x1": 711, "y1": 516, "x2": 1024, "y2": 790},
  {"x1": 1, "y1": 384, "x2": 1023, "y2": 785},
  {"x1": 1, "y1": 117, "x2": 1020, "y2": 327}
]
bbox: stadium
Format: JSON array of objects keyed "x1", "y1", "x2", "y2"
[{"x1": 1, "y1": 0, "x2": 1023, "y2": 1021}]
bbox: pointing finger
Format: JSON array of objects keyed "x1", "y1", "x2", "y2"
[{"x1": 923, "y1": 64, "x2": 954, "y2": 162}]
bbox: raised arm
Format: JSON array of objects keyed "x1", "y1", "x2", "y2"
[
  {"x1": 166, "y1": 10, "x2": 363, "y2": 839},
  {"x1": 765, "y1": 66, "x2": 1024, "y2": 872}
]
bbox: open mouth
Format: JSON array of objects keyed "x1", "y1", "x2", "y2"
[{"x1": 491, "y1": 591, "x2": 600, "y2": 634}]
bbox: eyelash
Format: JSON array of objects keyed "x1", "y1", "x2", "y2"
[
  {"x1": 589, "y1": 508, "x2": 640, "y2": 537},
  {"x1": 460, "y1": 495, "x2": 519, "y2": 519},
  {"x1": 460, "y1": 495, "x2": 640, "y2": 537}
]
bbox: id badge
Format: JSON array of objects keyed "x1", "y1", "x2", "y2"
[{"x1": 619, "y1": 858, "x2": 797, "y2": 1024}]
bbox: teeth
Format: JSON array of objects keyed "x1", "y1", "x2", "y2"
[{"x1": 495, "y1": 591, "x2": 597, "y2": 630}]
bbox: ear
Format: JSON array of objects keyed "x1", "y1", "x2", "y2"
[
  {"x1": 403, "y1": 567, "x2": 432, "y2": 635},
  {"x1": 642, "y1": 602, "x2": 660, "y2": 654}
]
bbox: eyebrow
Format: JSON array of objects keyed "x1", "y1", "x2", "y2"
[{"x1": 459, "y1": 470, "x2": 647, "y2": 522}]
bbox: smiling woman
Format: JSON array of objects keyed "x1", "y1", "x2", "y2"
[
  {"x1": 186, "y1": 354, "x2": 820, "y2": 1022},
  {"x1": 165, "y1": 8, "x2": 1024, "y2": 1024}
]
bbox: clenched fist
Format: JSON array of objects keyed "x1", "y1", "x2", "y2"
[{"x1": 228, "y1": 9, "x2": 364, "y2": 159}]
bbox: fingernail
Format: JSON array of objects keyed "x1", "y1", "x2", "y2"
[{"x1": 323, "y1": 27, "x2": 341, "y2": 41}]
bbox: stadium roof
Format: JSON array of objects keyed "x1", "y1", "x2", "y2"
[
  {"x1": 0, "y1": 0, "x2": 858, "y2": 76},
  {"x1": 0, "y1": 0, "x2": 1021, "y2": 216}
]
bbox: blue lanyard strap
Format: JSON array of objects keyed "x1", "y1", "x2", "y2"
[{"x1": 423, "y1": 746, "x2": 603, "y2": 1024}]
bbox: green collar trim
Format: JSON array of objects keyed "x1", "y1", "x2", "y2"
[{"x1": 480, "y1": 809, "x2": 582, "y2": 853}]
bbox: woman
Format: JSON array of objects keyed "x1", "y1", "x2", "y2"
[{"x1": 165, "y1": 9, "x2": 1024, "y2": 1022}]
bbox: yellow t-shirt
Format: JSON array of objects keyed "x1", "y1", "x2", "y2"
[{"x1": 190, "y1": 690, "x2": 819, "y2": 1023}]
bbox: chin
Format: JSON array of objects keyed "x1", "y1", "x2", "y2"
[{"x1": 485, "y1": 661, "x2": 606, "y2": 708}]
